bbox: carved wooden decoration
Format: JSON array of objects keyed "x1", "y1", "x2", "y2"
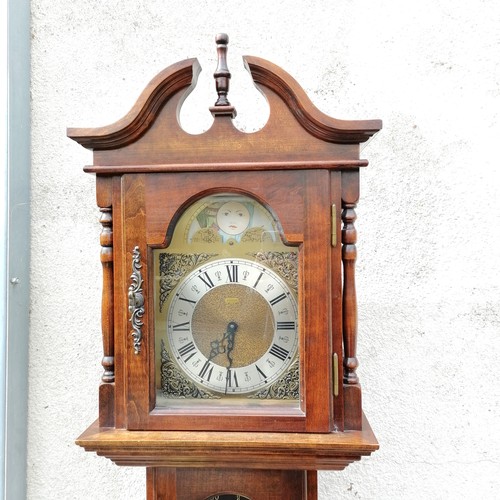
[
  {"x1": 99, "y1": 207, "x2": 114, "y2": 383},
  {"x1": 68, "y1": 34, "x2": 382, "y2": 499}
]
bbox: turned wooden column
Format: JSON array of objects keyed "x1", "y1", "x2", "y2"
[
  {"x1": 342, "y1": 202, "x2": 358, "y2": 385},
  {"x1": 341, "y1": 170, "x2": 361, "y2": 430},
  {"x1": 99, "y1": 206, "x2": 114, "y2": 384},
  {"x1": 97, "y1": 178, "x2": 115, "y2": 427}
]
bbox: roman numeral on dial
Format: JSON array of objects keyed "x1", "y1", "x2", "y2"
[
  {"x1": 171, "y1": 321, "x2": 190, "y2": 331},
  {"x1": 226, "y1": 369, "x2": 239, "y2": 388},
  {"x1": 226, "y1": 264, "x2": 238, "y2": 283},
  {"x1": 199, "y1": 360, "x2": 214, "y2": 381},
  {"x1": 277, "y1": 321, "x2": 295, "y2": 330},
  {"x1": 255, "y1": 364, "x2": 267, "y2": 381},
  {"x1": 269, "y1": 344, "x2": 290, "y2": 361},
  {"x1": 253, "y1": 272, "x2": 263, "y2": 289},
  {"x1": 269, "y1": 293, "x2": 287, "y2": 306},
  {"x1": 177, "y1": 341, "x2": 197, "y2": 362},
  {"x1": 198, "y1": 271, "x2": 215, "y2": 290},
  {"x1": 178, "y1": 296, "x2": 196, "y2": 305}
]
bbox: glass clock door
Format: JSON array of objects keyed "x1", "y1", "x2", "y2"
[{"x1": 153, "y1": 193, "x2": 300, "y2": 412}]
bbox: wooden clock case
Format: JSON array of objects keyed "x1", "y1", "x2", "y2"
[{"x1": 68, "y1": 35, "x2": 381, "y2": 499}]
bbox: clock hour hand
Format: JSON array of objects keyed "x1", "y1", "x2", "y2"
[
  {"x1": 208, "y1": 338, "x2": 225, "y2": 361},
  {"x1": 207, "y1": 321, "x2": 238, "y2": 363}
]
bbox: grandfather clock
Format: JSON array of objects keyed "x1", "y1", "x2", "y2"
[{"x1": 68, "y1": 34, "x2": 382, "y2": 500}]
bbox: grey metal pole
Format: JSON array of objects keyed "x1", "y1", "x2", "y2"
[
  {"x1": 0, "y1": 0, "x2": 7, "y2": 490},
  {"x1": 2, "y1": 0, "x2": 31, "y2": 497}
]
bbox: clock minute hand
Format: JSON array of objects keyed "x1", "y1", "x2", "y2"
[{"x1": 224, "y1": 321, "x2": 238, "y2": 394}]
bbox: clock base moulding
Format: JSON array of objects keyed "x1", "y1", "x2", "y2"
[{"x1": 76, "y1": 413, "x2": 378, "y2": 470}]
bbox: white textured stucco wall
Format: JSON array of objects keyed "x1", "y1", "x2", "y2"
[{"x1": 29, "y1": 1, "x2": 500, "y2": 498}]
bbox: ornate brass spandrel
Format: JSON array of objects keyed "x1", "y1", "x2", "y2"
[
  {"x1": 158, "y1": 252, "x2": 217, "y2": 311},
  {"x1": 250, "y1": 251, "x2": 298, "y2": 295},
  {"x1": 160, "y1": 340, "x2": 220, "y2": 400},
  {"x1": 248, "y1": 357, "x2": 299, "y2": 400}
]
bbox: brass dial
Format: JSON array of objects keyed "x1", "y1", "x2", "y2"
[
  {"x1": 191, "y1": 283, "x2": 275, "y2": 368},
  {"x1": 167, "y1": 258, "x2": 298, "y2": 395}
]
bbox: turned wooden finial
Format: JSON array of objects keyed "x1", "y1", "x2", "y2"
[{"x1": 210, "y1": 33, "x2": 236, "y2": 118}]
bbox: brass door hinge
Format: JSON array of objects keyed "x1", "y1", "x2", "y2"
[
  {"x1": 331, "y1": 204, "x2": 337, "y2": 247},
  {"x1": 333, "y1": 353, "x2": 339, "y2": 397}
]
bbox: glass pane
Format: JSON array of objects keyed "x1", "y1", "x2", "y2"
[{"x1": 153, "y1": 193, "x2": 300, "y2": 410}]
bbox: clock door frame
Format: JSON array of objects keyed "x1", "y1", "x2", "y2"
[{"x1": 115, "y1": 169, "x2": 341, "y2": 433}]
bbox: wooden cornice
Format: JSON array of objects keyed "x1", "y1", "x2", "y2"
[
  {"x1": 67, "y1": 55, "x2": 381, "y2": 152},
  {"x1": 244, "y1": 56, "x2": 382, "y2": 144},
  {"x1": 67, "y1": 58, "x2": 200, "y2": 150}
]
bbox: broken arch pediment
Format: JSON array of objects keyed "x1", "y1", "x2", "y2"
[{"x1": 67, "y1": 35, "x2": 381, "y2": 171}]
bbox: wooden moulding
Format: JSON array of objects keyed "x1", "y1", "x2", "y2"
[
  {"x1": 76, "y1": 413, "x2": 378, "y2": 471},
  {"x1": 82, "y1": 159, "x2": 369, "y2": 175},
  {"x1": 66, "y1": 58, "x2": 200, "y2": 150},
  {"x1": 244, "y1": 56, "x2": 382, "y2": 144},
  {"x1": 67, "y1": 56, "x2": 381, "y2": 150},
  {"x1": 67, "y1": 57, "x2": 382, "y2": 172}
]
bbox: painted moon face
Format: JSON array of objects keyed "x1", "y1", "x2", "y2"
[{"x1": 216, "y1": 201, "x2": 250, "y2": 236}]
